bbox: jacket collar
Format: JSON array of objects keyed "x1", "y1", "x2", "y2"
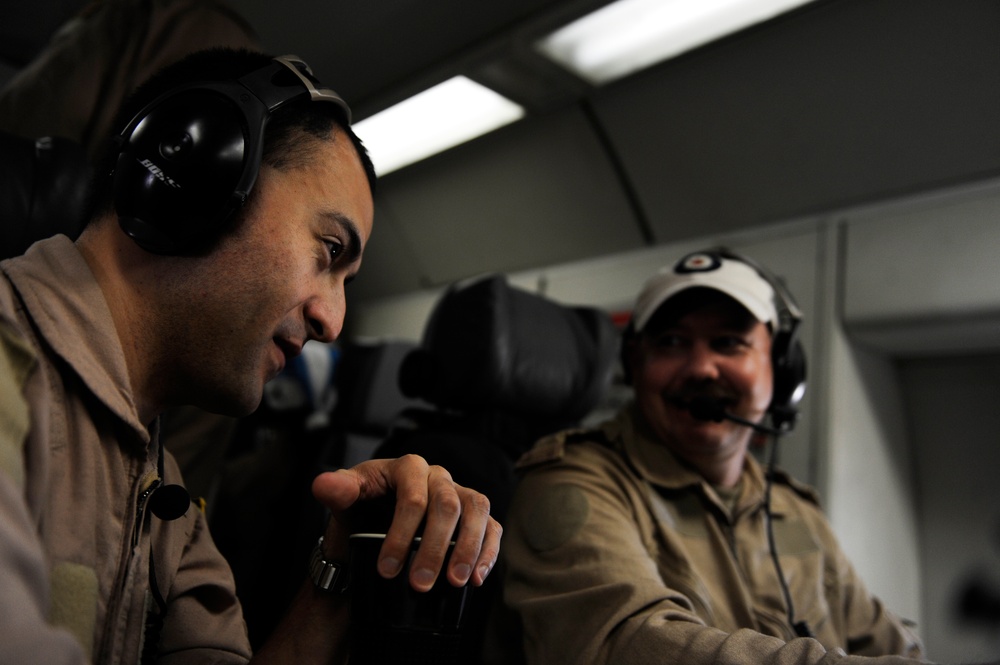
[
  {"x1": 2, "y1": 235, "x2": 150, "y2": 444},
  {"x1": 608, "y1": 402, "x2": 775, "y2": 517}
]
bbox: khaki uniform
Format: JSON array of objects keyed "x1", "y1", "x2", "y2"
[
  {"x1": 0, "y1": 235, "x2": 251, "y2": 664},
  {"x1": 504, "y1": 404, "x2": 923, "y2": 665}
]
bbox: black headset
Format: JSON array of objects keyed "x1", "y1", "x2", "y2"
[
  {"x1": 112, "y1": 55, "x2": 351, "y2": 255},
  {"x1": 708, "y1": 248, "x2": 807, "y2": 431}
]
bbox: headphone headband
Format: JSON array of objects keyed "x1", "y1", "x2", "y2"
[
  {"x1": 266, "y1": 55, "x2": 352, "y2": 122},
  {"x1": 708, "y1": 247, "x2": 802, "y2": 333},
  {"x1": 708, "y1": 247, "x2": 807, "y2": 430}
]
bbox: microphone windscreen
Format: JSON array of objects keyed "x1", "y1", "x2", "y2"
[
  {"x1": 149, "y1": 484, "x2": 191, "y2": 521},
  {"x1": 687, "y1": 396, "x2": 727, "y2": 422}
]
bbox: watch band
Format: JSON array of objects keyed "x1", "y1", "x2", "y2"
[{"x1": 308, "y1": 536, "x2": 349, "y2": 593}]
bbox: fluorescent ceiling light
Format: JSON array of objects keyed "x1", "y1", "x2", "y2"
[
  {"x1": 353, "y1": 76, "x2": 525, "y2": 176},
  {"x1": 536, "y1": 0, "x2": 815, "y2": 85}
]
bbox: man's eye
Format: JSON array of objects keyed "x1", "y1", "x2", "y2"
[
  {"x1": 714, "y1": 336, "x2": 746, "y2": 351},
  {"x1": 324, "y1": 239, "x2": 344, "y2": 262},
  {"x1": 652, "y1": 334, "x2": 683, "y2": 348}
]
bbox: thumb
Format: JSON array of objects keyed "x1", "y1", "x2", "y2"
[{"x1": 311, "y1": 469, "x2": 363, "y2": 513}]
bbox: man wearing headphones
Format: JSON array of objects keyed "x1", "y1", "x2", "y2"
[
  {"x1": 503, "y1": 250, "x2": 923, "y2": 664},
  {"x1": 0, "y1": 48, "x2": 500, "y2": 664}
]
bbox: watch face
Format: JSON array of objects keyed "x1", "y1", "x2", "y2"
[{"x1": 310, "y1": 537, "x2": 347, "y2": 593}]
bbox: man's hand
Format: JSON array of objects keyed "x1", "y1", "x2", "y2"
[{"x1": 311, "y1": 454, "x2": 502, "y2": 592}]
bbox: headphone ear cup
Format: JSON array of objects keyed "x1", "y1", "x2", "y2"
[
  {"x1": 114, "y1": 90, "x2": 254, "y2": 254},
  {"x1": 770, "y1": 331, "x2": 807, "y2": 426}
]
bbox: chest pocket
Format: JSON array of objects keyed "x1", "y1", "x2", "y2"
[
  {"x1": 648, "y1": 483, "x2": 842, "y2": 642},
  {"x1": 761, "y1": 516, "x2": 842, "y2": 646},
  {"x1": 645, "y1": 487, "x2": 736, "y2": 626}
]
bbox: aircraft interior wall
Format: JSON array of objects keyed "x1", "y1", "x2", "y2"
[{"x1": 899, "y1": 354, "x2": 1000, "y2": 663}]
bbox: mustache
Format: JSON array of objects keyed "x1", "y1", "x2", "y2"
[{"x1": 667, "y1": 383, "x2": 739, "y2": 410}]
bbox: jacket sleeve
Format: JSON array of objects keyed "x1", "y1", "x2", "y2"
[
  {"x1": 796, "y1": 496, "x2": 923, "y2": 658},
  {"x1": 0, "y1": 320, "x2": 90, "y2": 664},
  {"x1": 502, "y1": 443, "x2": 926, "y2": 665}
]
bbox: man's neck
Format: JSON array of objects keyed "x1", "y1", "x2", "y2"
[
  {"x1": 76, "y1": 221, "x2": 161, "y2": 425},
  {"x1": 692, "y1": 455, "x2": 745, "y2": 488}
]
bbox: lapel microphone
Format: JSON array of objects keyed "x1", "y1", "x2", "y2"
[
  {"x1": 149, "y1": 482, "x2": 191, "y2": 521},
  {"x1": 150, "y1": 441, "x2": 191, "y2": 521}
]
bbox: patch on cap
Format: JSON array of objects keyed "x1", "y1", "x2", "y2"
[
  {"x1": 630, "y1": 250, "x2": 780, "y2": 332},
  {"x1": 675, "y1": 252, "x2": 722, "y2": 274}
]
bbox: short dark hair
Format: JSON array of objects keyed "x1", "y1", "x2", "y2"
[{"x1": 88, "y1": 47, "x2": 376, "y2": 230}]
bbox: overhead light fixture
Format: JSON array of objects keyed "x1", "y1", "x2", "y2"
[
  {"x1": 536, "y1": 0, "x2": 815, "y2": 85},
  {"x1": 352, "y1": 76, "x2": 525, "y2": 177}
]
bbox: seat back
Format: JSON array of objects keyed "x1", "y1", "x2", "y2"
[
  {"x1": 331, "y1": 339, "x2": 424, "y2": 468},
  {"x1": 395, "y1": 273, "x2": 619, "y2": 461},
  {"x1": 365, "y1": 274, "x2": 619, "y2": 665},
  {"x1": 0, "y1": 131, "x2": 92, "y2": 259}
]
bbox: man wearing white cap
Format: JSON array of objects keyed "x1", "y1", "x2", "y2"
[{"x1": 503, "y1": 249, "x2": 925, "y2": 664}]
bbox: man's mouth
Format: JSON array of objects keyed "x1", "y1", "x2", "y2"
[
  {"x1": 667, "y1": 390, "x2": 738, "y2": 416},
  {"x1": 272, "y1": 337, "x2": 304, "y2": 372}
]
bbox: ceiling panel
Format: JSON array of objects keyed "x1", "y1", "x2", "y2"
[
  {"x1": 0, "y1": 0, "x2": 82, "y2": 67},
  {"x1": 346, "y1": 195, "x2": 429, "y2": 302},
  {"x1": 235, "y1": 0, "x2": 586, "y2": 115},
  {"x1": 359, "y1": 104, "x2": 646, "y2": 294},
  {"x1": 591, "y1": 0, "x2": 1000, "y2": 243}
]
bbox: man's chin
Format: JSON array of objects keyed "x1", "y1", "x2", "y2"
[
  {"x1": 672, "y1": 427, "x2": 748, "y2": 463},
  {"x1": 194, "y1": 384, "x2": 263, "y2": 419},
  {"x1": 679, "y1": 419, "x2": 729, "y2": 444}
]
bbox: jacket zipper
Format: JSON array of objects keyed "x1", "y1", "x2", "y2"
[{"x1": 96, "y1": 469, "x2": 158, "y2": 664}]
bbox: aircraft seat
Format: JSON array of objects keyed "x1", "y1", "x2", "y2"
[
  {"x1": 363, "y1": 273, "x2": 619, "y2": 665},
  {"x1": 0, "y1": 131, "x2": 91, "y2": 259},
  {"x1": 388, "y1": 272, "x2": 619, "y2": 472},
  {"x1": 328, "y1": 338, "x2": 424, "y2": 468}
]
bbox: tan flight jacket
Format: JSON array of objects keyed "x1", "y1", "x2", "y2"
[
  {"x1": 504, "y1": 403, "x2": 924, "y2": 665},
  {"x1": 0, "y1": 236, "x2": 251, "y2": 664}
]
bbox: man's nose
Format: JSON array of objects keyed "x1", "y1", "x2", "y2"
[
  {"x1": 304, "y1": 293, "x2": 344, "y2": 344},
  {"x1": 680, "y1": 342, "x2": 721, "y2": 381}
]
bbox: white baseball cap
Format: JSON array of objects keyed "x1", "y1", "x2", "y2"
[{"x1": 631, "y1": 251, "x2": 779, "y2": 333}]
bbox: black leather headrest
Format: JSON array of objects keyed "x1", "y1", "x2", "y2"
[
  {"x1": 398, "y1": 274, "x2": 618, "y2": 427},
  {"x1": 335, "y1": 340, "x2": 422, "y2": 432},
  {"x1": 0, "y1": 132, "x2": 92, "y2": 259}
]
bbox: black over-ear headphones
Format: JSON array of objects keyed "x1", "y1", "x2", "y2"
[
  {"x1": 112, "y1": 55, "x2": 351, "y2": 255},
  {"x1": 711, "y1": 248, "x2": 807, "y2": 431}
]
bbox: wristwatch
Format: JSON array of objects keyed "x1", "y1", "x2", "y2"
[{"x1": 308, "y1": 537, "x2": 349, "y2": 593}]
